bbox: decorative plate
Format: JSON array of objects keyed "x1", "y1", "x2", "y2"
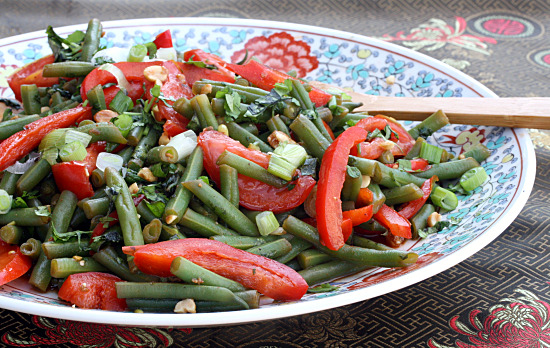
[{"x1": 0, "y1": 18, "x2": 536, "y2": 327}]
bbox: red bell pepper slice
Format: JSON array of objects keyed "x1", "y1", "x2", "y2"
[
  {"x1": 226, "y1": 60, "x2": 332, "y2": 107},
  {"x1": 385, "y1": 158, "x2": 430, "y2": 172},
  {"x1": 355, "y1": 115, "x2": 416, "y2": 157},
  {"x1": 342, "y1": 204, "x2": 374, "y2": 227},
  {"x1": 8, "y1": 55, "x2": 59, "y2": 101},
  {"x1": 122, "y1": 238, "x2": 309, "y2": 301},
  {"x1": 353, "y1": 137, "x2": 387, "y2": 159},
  {"x1": 341, "y1": 218, "x2": 354, "y2": 242},
  {"x1": 198, "y1": 130, "x2": 315, "y2": 213},
  {"x1": 0, "y1": 105, "x2": 92, "y2": 172},
  {"x1": 58, "y1": 272, "x2": 127, "y2": 311},
  {"x1": 316, "y1": 126, "x2": 368, "y2": 250},
  {"x1": 183, "y1": 49, "x2": 235, "y2": 79},
  {"x1": 83, "y1": 141, "x2": 107, "y2": 174},
  {"x1": 398, "y1": 176, "x2": 437, "y2": 220},
  {"x1": 322, "y1": 120, "x2": 336, "y2": 140},
  {"x1": 356, "y1": 187, "x2": 373, "y2": 208},
  {"x1": 163, "y1": 119, "x2": 186, "y2": 137},
  {"x1": 153, "y1": 30, "x2": 173, "y2": 48},
  {"x1": 0, "y1": 240, "x2": 32, "y2": 286},
  {"x1": 51, "y1": 161, "x2": 95, "y2": 200},
  {"x1": 373, "y1": 204, "x2": 412, "y2": 239}
]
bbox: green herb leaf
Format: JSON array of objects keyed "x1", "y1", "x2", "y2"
[
  {"x1": 146, "y1": 201, "x2": 166, "y2": 218},
  {"x1": 34, "y1": 206, "x2": 51, "y2": 217},
  {"x1": 307, "y1": 283, "x2": 340, "y2": 293}
]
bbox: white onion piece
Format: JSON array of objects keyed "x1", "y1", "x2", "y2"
[
  {"x1": 96, "y1": 152, "x2": 124, "y2": 172},
  {"x1": 98, "y1": 63, "x2": 131, "y2": 92},
  {"x1": 167, "y1": 130, "x2": 198, "y2": 160},
  {"x1": 92, "y1": 47, "x2": 131, "y2": 64},
  {"x1": 6, "y1": 152, "x2": 40, "y2": 174},
  {"x1": 155, "y1": 47, "x2": 177, "y2": 61}
]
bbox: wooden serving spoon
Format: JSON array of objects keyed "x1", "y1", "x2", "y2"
[{"x1": 311, "y1": 81, "x2": 550, "y2": 130}]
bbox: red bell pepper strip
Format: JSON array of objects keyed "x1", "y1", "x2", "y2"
[
  {"x1": 352, "y1": 137, "x2": 387, "y2": 160},
  {"x1": 183, "y1": 49, "x2": 235, "y2": 79},
  {"x1": 58, "y1": 272, "x2": 127, "y2": 311},
  {"x1": 0, "y1": 105, "x2": 92, "y2": 172},
  {"x1": 176, "y1": 62, "x2": 235, "y2": 87},
  {"x1": 322, "y1": 120, "x2": 335, "y2": 140},
  {"x1": 385, "y1": 158, "x2": 430, "y2": 172},
  {"x1": 0, "y1": 240, "x2": 32, "y2": 286},
  {"x1": 153, "y1": 30, "x2": 173, "y2": 48},
  {"x1": 51, "y1": 161, "x2": 95, "y2": 200},
  {"x1": 398, "y1": 176, "x2": 437, "y2": 220},
  {"x1": 316, "y1": 126, "x2": 368, "y2": 250},
  {"x1": 163, "y1": 119, "x2": 186, "y2": 137},
  {"x1": 356, "y1": 187, "x2": 373, "y2": 208},
  {"x1": 122, "y1": 238, "x2": 309, "y2": 301},
  {"x1": 198, "y1": 130, "x2": 315, "y2": 213},
  {"x1": 341, "y1": 218, "x2": 354, "y2": 242},
  {"x1": 8, "y1": 55, "x2": 59, "y2": 101},
  {"x1": 373, "y1": 204, "x2": 412, "y2": 239},
  {"x1": 342, "y1": 204, "x2": 374, "y2": 227},
  {"x1": 226, "y1": 60, "x2": 332, "y2": 107},
  {"x1": 83, "y1": 141, "x2": 107, "y2": 174},
  {"x1": 355, "y1": 115, "x2": 416, "y2": 157}
]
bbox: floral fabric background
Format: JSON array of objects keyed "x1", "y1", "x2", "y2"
[{"x1": 0, "y1": 0, "x2": 550, "y2": 347}]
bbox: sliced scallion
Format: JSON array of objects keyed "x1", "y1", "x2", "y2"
[
  {"x1": 419, "y1": 142, "x2": 443, "y2": 164},
  {"x1": 96, "y1": 152, "x2": 124, "y2": 172},
  {"x1": 63, "y1": 129, "x2": 92, "y2": 148},
  {"x1": 268, "y1": 154, "x2": 295, "y2": 181},
  {"x1": 0, "y1": 189, "x2": 12, "y2": 214},
  {"x1": 459, "y1": 166, "x2": 488, "y2": 191},
  {"x1": 255, "y1": 211, "x2": 280, "y2": 236},
  {"x1": 113, "y1": 113, "x2": 133, "y2": 137},
  {"x1": 59, "y1": 141, "x2": 87, "y2": 162},
  {"x1": 128, "y1": 44, "x2": 148, "y2": 62},
  {"x1": 39, "y1": 129, "x2": 67, "y2": 151},
  {"x1": 167, "y1": 130, "x2": 198, "y2": 161},
  {"x1": 397, "y1": 159, "x2": 412, "y2": 172},
  {"x1": 273, "y1": 143, "x2": 307, "y2": 168},
  {"x1": 42, "y1": 147, "x2": 60, "y2": 165},
  {"x1": 431, "y1": 186, "x2": 458, "y2": 210},
  {"x1": 109, "y1": 90, "x2": 133, "y2": 114}
]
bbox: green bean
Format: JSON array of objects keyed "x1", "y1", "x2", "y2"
[
  {"x1": 69, "y1": 207, "x2": 87, "y2": 229},
  {"x1": 192, "y1": 80, "x2": 269, "y2": 104},
  {"x1": 80, "y1": 18, "x2": 102, "y2": 62},
  {"x1": 290, "y1": 114, "x2": 330, "y2": 159},
  {"x1": 297, "y1": 249, "x2": 333, "y2": 269},
  {"x1": 275, "y1": 236, "x2": 312, "y2": 264},
  {"x1": 87, "y1": 85, "x2": 107, "y2": 110},
  {"x1": 21, "y1": 84, "x2": 41, "y2": 115},
  {"x1": 116, "y1": 282, "x2": 249, "y2": 309},
  {"x1": 367, "y1": 182, "x2": 386, "y2": 214},
  {"x1": 191, "y1": 94, "x2": 218, "y2": 129},
  {"x1": 50, "y1": 257, "x2": 107, "y2": 278},
  {"x1": 170, "y1": 256, "x2": 246, "y2": 292},
  {"x1": 127, "y1": 291, "x2": 259, "y2": 312},
  {"x1": 117, "y1": 145, "x2": 135, "y2": 165},
  {"x1": 183, "y1": 180, "x2": 259, "y2": 237},
  {"x1": 226, "y1": 122, "x2": 272, "y2": 153},
  {"x1": 266, "y1": 115, "x2": 290, "y2": 136},
  {"x1": 20, "y1": 238, "x2": 42, "y2": 260},
  {"x1": 403, "y1": 137, "x2": 426, "y2": 160},
  {"x1": 42, "y1": 61, "x2": 96, "y2": 77},
  {"x1": 245, "y1": 238, "x2": 292, "y2": 259},
  {"x1": 0, "y1": 224, "x2": 25, "y2": 244},
  {"x1": 408, "y1": 110, "x2": 449, "y2": 139},
  {"x1": 209, "y1": 235, "x2": 280, "y2": 249},
  {"x1": 382, "y1": 183, "x2": 424, "y2": 206},
  {"x1": 341, "y1": 101, "x2": 364, "y2": 112},
  {"x1": 219, "y1": 164, "x2": 239, "y2": 208},
  {"x1": 0, "y1": 207, "x2": 50, "y2": 226},
  {"x1": 146, "y1": 146, "x2": 178, "y2": 164},
  {"x1": 411, "y1": 204, "x2": 436, "y2": 238},
  {"x1": 298, "y1": 260, "x2": 370, "y2": 286},
  {"x1": 160, "y1": 224, "x2": 186, "y2": 241},
  {"x1": 414, "y1": 157, "x2": 480, "y2": 180},
  {"x1": 76, "y1": 122, "x2": 128, "y2": 144},
  {"x1": 0, "y1": 171, "x2": 21, "y2": 195},
  {"x1": 347, "y1": 156, "x2": 381, "y2": 178},
  {"x1": 341, "y1": 166, "x2": 362, "y2": 202},
  {"x1": 283, "y1": 216, "x2": 418, "y2": 267},
  {"x1": 351, "y1": 235, "x2": 392, "y2": 251},
  {"x1": 351, "y1": 156, "x2": 425, "y2": 188},
  {"x1": 461, "y1": 143, "x2": 492, "y2": 163},
  {"x1": 178, "y1": 208, "x2": 239, "y2": 237},
  {"x1": 217, "y1": 150, "x2": 287, "y2": 188},
  {"x1": 126, "y1": 126, "x2": 144, "y2": 147},
  {"x1": 210, "y1": 98, "x2": 248, "y2": 121},
  {"x1": 81, "y1": 197, "x2": 110, "y2": 219},
  {"x1": 142, "y1": 218, "x2": 162, "y2": 244},
  {"x1": 50, "y1": 91, "x2": 64, "y2": 107},
  {"x1": 188, "y1": 199, "x2": 218, "y2": 221},
  {"x1": 127, "y1": 128, "x2": 161, "y2": 171},
  {"x1": 164, "y1": 146, "x2": 203, "y2": 225},
  {"x1": 173, "y1": 97, "x2": 194, "y2": 119},
  {"x1": 105, "y1": 167, "x2": 144, "y2": 247},
  {"x1": 0, "y1": 115, "x2": 41, "y2": 140},
  {"x1": 90, "y1": 168, "x2": 105, "y2": 188},
  {"x1": 16, "y1": 158, "x2": 51, "y2": 196},
  {"x1": 316, "y1": 107, "x2": 333, "y2": 123},
  {"x1": 92, "y1": 246, "x2": 157, "y2": 282},
  {"x1": 42, "y1": 239, "x2": 90, "y2": 259},
  {"x1": 377, "y1": 150, "x2": 394, "y2": 164},
  {"x1": 329, "y1": 113, "x2": 369, "y2": 130}
]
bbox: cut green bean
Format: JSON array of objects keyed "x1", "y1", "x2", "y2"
[
  {"x1": 217, "y1": 150, "x2": 287, "y2": 188},
  {"x1": 0, "y1": 115, "x2": 41, "y2": 140},
  {"x1": 219, "y1": 164, "x2": 239, "y2": 208},
  {"x1": 76, "y1": 122, "x2": 128, "y2": 144},
  {"x1": 341, "y1": 166, "x2": 362, "y2": 201},
  {"x1": 173, "y1": 97, "x2": 194, "y2": 119},
  {"x1": 87, "y1": 85, "x2": 107, "y2": 110},
  {"x1": 16, "y1": 158, "x2": 51, "y2": 196},
  {"x1": 90, "y1": 168, "x2": 105, "y2": 188},
  {"x1": 347, "y1": 156, "x2": 380, "y2": 178},
  {"x1": 21, "y1": 84, "x2": 41, "y2": 115},
  {"x1": 171, "y1": 256, "x2": 246, "y2": 292},
  {"x1": 192, "y1": 80, "x2": 269, "y2": 104},
  {"x1": 127, "y1": 128, "x2": 161, "y2": 171},
  {"x1": 182, "y1": 180, "x2": 259, "y2": 236},
  {"x1": 461, "y1": 144, "x2": 492, "y2": 163},
  {"x1": 126, "y1": 126, "x2": 144, "y2": 147},
  {"x1": 80, "y1": 18, "x2": 102, "y2": 62},
  {"x1": 408, "y1": 110, "x2": 449, "y2": 139},
  {"x1": 297, "y1": 249, "x2": 333, "y2": 269},
  {"x1": 414, "y1": 157, "x2": 480, "y2": 180},
  {"x1": 209, "y1": 235, "x2": 281, "y2": 249},
  {"x1": 351, "y1": 235, "x2": 393, "y2": 251},
  {"x1": 266, "y1": 115, "x2": 290, "y2": 136},
  {"x1": 0, "y1": 171, "x2": 21, "y2": 195},
  {"x1": 20, "y1": 238, "x2": 42, "y2": 260},
  {"x1": 367, "y1": 182, "x2": 386, "y2": 214},
  {"x1": 179, "y1": 207, "x2": 239, "y2": 237},
  {"x1": 42, "y1": 61, "x2": 96, "y2": 77},
  {"x1": 298, "y1": 260, "x2": 370, "y2": 286},
  {"x1": 42, "y1": 239, "x2": 90, "y2": 259},
  {"x1": 275, "y1": 236, "x2": 312, "y2": 264},
  {"x1": 81, "y1": 197, "x2": 110, "y2": 219},
  {"x1": 146, "y1": 146, "x2": 179, "y2": 164},
  {"x1": 92, "y1": 246, "x2": 157, "y2": 282},
  {"x1": 290, "y1": 114, "x2": 330, "y2": 159},
  {"x1": 0, "y1": 224, "x2": 25, "y2": 244},
  {"x1": 382, "y1": 183, "x2": 424, "y2": 206},
  {"x1": 245, "y1": 238, "x2": 292, "y2": 259},
  {"x1": 191, "y1": 94, "x2": 218, "y2": 129},
  {"x1": 0, "y1": 207, "x2": 51, "y2": 226},
  {"x1": 51, "y1": 257, "x2": 107, "y2": 278},
  {"x1": 411, "y1": 203, "x2": 436, "y2": 238},
  {"x1": 142, "y1": 218, "x2": 162, "y2": 244},
  {"x1": 226, "y1": 122, "x2": 272, "y2": 153}
]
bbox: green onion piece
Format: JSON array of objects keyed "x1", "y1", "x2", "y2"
[
  {"x1": 431, "y1": 186, "x2": 458, "y2": 210},
  {"x1": 459, "y1": 167, "x2": 488, "y2": 191},
  {"x1": 255, "y1": 211, "x2": 280, "y2": 236},
  {"x1": 0, "y1": 189, "x2": 12, "y2": 214},
  {"x1": 109, "y1": 90, "x2": 133, "y2": 114},
  {"x1": 273, "y1": 143, "x2": 307, "y2": 168},
  {"x1": 114, "y1": 113, "x2": 133, "y2": 137},
  {"x1": 63, "y1": 129, "x2": 92, "y2": 148},
  {"x1": 396, "y1": 159, "x2": 412, "y2": 171},
  {"x1": 42, "y1": 147, "x2": 59, "y2": 165},
  {"x1": 128, "y1": 44, "x2": 148, "y2": 62},
  {"x1": 268, "y1": 154, "x2": 295, "y2": 181},
  {"x1": 39, "y1": 129, "x2": 67, "y2": 151},
  {"x1": 419, "y1": 142, "x2": 443, "y2": 164},
  {"x1": 87, "y1": 84, "x2": 107, "y2": 110},
  {"x1": 59, "y1": 141, "x2": 87, "y2": 162}
]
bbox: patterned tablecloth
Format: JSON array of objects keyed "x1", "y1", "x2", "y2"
[{"x1": 1, "y1": 1, "x2": 549, "y2": 347}]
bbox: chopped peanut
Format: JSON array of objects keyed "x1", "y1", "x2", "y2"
[
  {"x1": 458, "y1": 154, "x2": 466, "y2": 160},
  {"x1": 174, "y1": 299, "x2": 196, "y2": 314},
  {"x1": 379, "y1": 140, "x2": 396, "y2": 151},
  {"x1": 72, "y1": 255, "x2": 83, "y2": 262},
  {"x1": 138, "y1": 168, "x2": 158, "y2": 182},
  {"x1": 361, "y1": 175, "x2": 371, "y2": 189},
  {"x1": 386, "y1": 75, "x2": 396, "y2": 85},
  {"x1": 267, "y1": 131, "x2": 296, "y2": 148},
  {"x1": 143, "y1": 65, "x2": 169, "y2": 85},
  {"x1": 217, "y1": 124, "x2": 229, "y2": 136},
  {"x1": 159, "y1": 132, "x2": 171, "y2": 145},
  {"x1": 94, "y1": 109, "x2": 118, "y2": 123},
  {"x1": 128, "y1": 182, "x2": 140, "y2": 194},
  {"x1": 199, "y1": 83, "x2": 212, "y2": 95},
  {"x1": 40, "y1": 106, "x2": 50, "y2": 113},
  {"x1": 427, "y1": 212, "x2": 443, "y2": 227}
]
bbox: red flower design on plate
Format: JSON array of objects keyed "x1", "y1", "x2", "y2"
[
  {"x1": 231, "y1": 32, "x2": 319, "y2": 77},
  {"x1": 441, "y1": 127, "x2": 486, "y2": 154},
  {"x1": 428, "y1": 289, "x2": 550, "y2": 347},
  {"x1": 483, "y1": 18, "x2": 526, "y2": 36},
  {"x1": 1, "y1": 316, "x2": 191, "y2": 347}
]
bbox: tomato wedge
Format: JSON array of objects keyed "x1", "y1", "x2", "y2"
[
  {"x1": 176, "y1": 62, "x2": 235, "y2": 87},
  {"x1": 153, "y1": 30, "x2": 173, "y2": 48},
  {"x1": 355, "y1": 115, "x2": 416, "y2": 157},
  {"x1": 8, "y1": 55, "x2": 59, "y2": 101},
  {"x1": 316, "y1": 126, "x2": 368, "y2": 250},
  {"x1": 122, "y1": 238, "x2": 308, "y2": 301},
  {"x1": 183, "y1": 49, "x2": 235, "y2": 79},
  {"x1": 58, "y1": 272, "x2": 127, "y2": 311},
  {"x1": 0, "y1": 240, "x2": 32, "y2": 286},
  {"x1": 198, "y1": 130, "x2": 315, "y2": 213},
  {"x1": 51, "y1": 161, "x2": 95, "y2": 200}
]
